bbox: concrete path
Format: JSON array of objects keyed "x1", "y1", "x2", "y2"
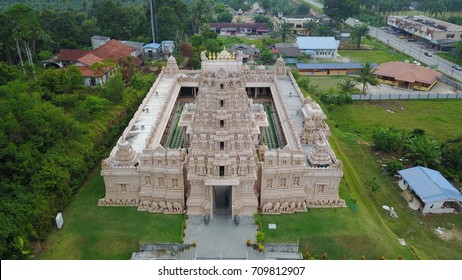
[{"x1": 184, "y1": 213, "x2": 257, "y2": 259}]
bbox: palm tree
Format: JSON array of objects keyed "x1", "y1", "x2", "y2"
[
  {"x1": 337, "y1": 79, "x2": 357, "y2": 94},
  {"x1": 405, "y1": 136, "x2": 441, "y2": 168},
  {"x1": 351, "y1": 24, "x2": 369, "y2": 49},
  {"x1": 313, "y1": 25, "x2": 336, "y2": 37},
  {"x1": 278, "y1": 21, "x2": 293, "y2": 42},
  {"x1": 302, "y1": 20, "x2": 317, "y2": 36},
  {"x1": 354, "y1": 62, "x2": 379, "y2": 95}
]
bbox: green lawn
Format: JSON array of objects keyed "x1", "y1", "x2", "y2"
[
  {"x1": 262, "y1": 99, "x2": 462, "y2": 260},
  {"x1": 39, "y1": 167, "x2": 184, "y2": 260},
  {"x1": 328, "y1": 100, "x2": 462, "y2": 143},
  {"x1": 307, "y1": 75, "x2": 350, "y2": 92}
]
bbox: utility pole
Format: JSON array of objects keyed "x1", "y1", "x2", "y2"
[{"x1": 149, "y1": 0, "x2": 156, "y2": 43}]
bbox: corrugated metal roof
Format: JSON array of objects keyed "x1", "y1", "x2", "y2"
[
  {"x1": 296, "y1": 36, "x2": 339, "y2": 50},
  {"x1": 398, "y1": 166, "x2": 462, "y2": 203},
  {"x1": 296, "y1": 62, "x2": 376, "y2": 70},
  {"x1": 144, "y1": 43, "x2": 161, "y2": 49}
]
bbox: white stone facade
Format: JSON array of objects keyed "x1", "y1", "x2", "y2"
[{"x1": 100, "y1": 51, "x2": 344, "y2": 218}]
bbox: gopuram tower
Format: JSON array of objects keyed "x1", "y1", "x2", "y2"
[{"x1": 182, "y1": 50, "x2": 265, "y2": 218}]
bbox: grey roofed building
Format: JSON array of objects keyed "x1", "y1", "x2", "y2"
[
  {"x1": 296, "y1": 62, "x2": 376, "y2": 70},
  {"x1": 274, "y1": 43, "x2": 301, "y2": 58},
  {"x1": 398, "y1": 166, "x2": 462, "y2": 214},
  {"x1": 296, "y1": 62, "x2": 376, "y2": 75}
]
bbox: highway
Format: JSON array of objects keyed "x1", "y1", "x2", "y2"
[{"x1": 345, "y1": 18, "x2": 462, "y2": 81}]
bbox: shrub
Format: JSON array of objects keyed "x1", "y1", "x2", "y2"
[
  {"x1": 371, "y1": 126, "x2": 402, "y2": 153},
  {"x1": 385, "y1": 160, "x2": 404, "y2": 176},
  {"x1": 256, "y1": 231, "x2": 265, "y2": 243}
]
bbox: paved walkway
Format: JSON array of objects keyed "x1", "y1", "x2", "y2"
[{"x1": 184, "y1": 213, "x2": 257, "y2": 259}]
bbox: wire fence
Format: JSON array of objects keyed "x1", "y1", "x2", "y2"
[{"x1": 352, "y1": 92, "x2": 462, "y2": 101}]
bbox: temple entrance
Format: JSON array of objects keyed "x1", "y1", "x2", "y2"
[{"x1": 213, "y1": 186, "x2": 231, "y2": 215}]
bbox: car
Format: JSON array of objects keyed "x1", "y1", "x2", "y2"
[
  {"x1": 452, "y1": 65, "x2": 462, "y2": 71},
  {"x1": 407, "y1": 38, "x2": 416, "y2": 42},
  {"x1": 424, "y1": 52, "x2": 432, "y2": 57}
]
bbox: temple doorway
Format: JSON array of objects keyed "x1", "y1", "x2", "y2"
[{"x1": 213, "y1": 186, "x2": 231, "y2": 214}]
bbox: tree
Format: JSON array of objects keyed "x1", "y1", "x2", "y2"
[
  {"x1": 440, "y1": 137, "x2": 462, "y2": 180},
  {"x1": 302, "y1": 20, "x2": 317, "y2": 36},
  {"x1": 337, "y1": 79, "x2": 357, "y2": 94},
  {"x1": 385, "y1": 160, "x2": 404, "y2": 176},
  {"x1": 324, "y1": 0, "x2": 360, "y2": 25},
  {"x1": 313, "y1": 25, "x2": 336, "y2": 37},
  {"x1": 4, "y1": 4, "x2": 46, "y2": 74},
  {"x1": 217, "y1": 11, "x2": 233, "y2": 23},
  {"x1": 296, "y1": 2, "x2": 311, "y2": 15},
  {"x1": 103, "y1": 73, "x2": 124, "y2": 103},
  {"x1": 191, "y1": 0, "x2": 214, "y2": 33},
  {"x1": 94, "y1": 0, "x2": 130, "y2": 39},
  {"x1": 259, "y1": 47, "x2": 274, "y2": 64},
  {"x1": 371, "y1": 126, "x2": 402, "y2": 153},
  {"x1": 405, "y1": 135, "x2": 441, "y2": 168},
  {"x1": 278, "y1": 21, "x2": 293, "y2": 42},
  {"x1": 36, "y1": 69, "x2": 72, "y2": 95},
  {"x1": 252, "y1": 15, "x2": 273, "y2": 30},
  {"x1": 354, "y1": 62, "x2": 379, "y2": 95},
  {"x1": 351, "y1": 24, "x2": 369, "y2": 49},
  {"x1": 156, "y1": 6, "x2": 184, "y2": 42}
]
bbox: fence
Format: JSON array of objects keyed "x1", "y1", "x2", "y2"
[{"x1": 352, "y1": 92, "x2": 462, "y2": 101}]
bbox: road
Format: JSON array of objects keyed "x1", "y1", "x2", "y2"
[
  {"x1": 344, "y1": 18, "x2": 462, "y2": 81},
  {"x1": 301, "y1": 0, "x2": 323, "y2": 9},
  {"x1": 299, "y1": 2, "x2": 462, "y2": 81}
]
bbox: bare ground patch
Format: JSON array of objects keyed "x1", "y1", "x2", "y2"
[{"x1": 436, "y1": 228, "x2": 462, "y2": 242}]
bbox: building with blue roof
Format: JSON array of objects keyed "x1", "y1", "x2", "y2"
[
  {"x1": 143, "y1": 42, "x2": 162, "y2": 59},
  {"x1": 295, "y1": 36, "x2": 340, "y2": 58},
  {"x1": 398, "y1": 166, "x2": 462, "y2": 214}
]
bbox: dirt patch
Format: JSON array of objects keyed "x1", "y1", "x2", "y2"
[
  {"x1": 368, "y1": 100, "x2": 404, "y2": 111},
  {"x1": 435, "y1": 228, "x2": 462, "y2": 242}
]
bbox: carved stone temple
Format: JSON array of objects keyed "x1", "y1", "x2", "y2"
[{"x1": 99, "y1": 50, "x2": 345, "y2": 218}]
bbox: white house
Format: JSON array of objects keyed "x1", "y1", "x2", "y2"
[
  {"x1": 397, "y1": 166, "x2": 462, "y2": 214},
  {"x1": 295, "y1": 36, "x2": 340, "y2": 58}
]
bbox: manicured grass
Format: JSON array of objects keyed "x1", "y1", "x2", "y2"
[
  {"x1": 39, "y1": 167, "x2": 184, "y2": 260},
  {"x1": 338, "y1": 50, "x2": 401, "y2": 65},
  {"x1": 262, "y1": 99, "x2": 462, "y2": 260}
]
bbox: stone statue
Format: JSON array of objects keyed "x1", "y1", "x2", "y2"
[
  {"x1": 166, "y1": 201, "x2": 173, "y2": 212},
  {"x1": 173, "y1": 202, "x2": 182, "y2": 212},
  {"x1": 158, "y1": 201, "x2": 167, "y2": 210},
  {"x1": 262, "y1": 202, "x2": 273, "y2": 213},
  {"x1": 273, "y1": 202, "x2": 281, "y2": 213}
]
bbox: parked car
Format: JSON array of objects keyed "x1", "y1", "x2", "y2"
[
  {"x1": 452, "y1": 65, "x2": 462, "y2": 71},
  {"x1": 424, "y1": 52, "x2": 432, "y2": 57},
  {"x1": 407, "y1": 38, "x2": 416, "y2": 42}
]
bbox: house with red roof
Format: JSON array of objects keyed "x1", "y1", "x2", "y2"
[
  {"x1": 373, "y1": 61, "x2": 442, "y2": 91},
  {"x1": 43, "y1": 39, "x2": 141, "y2": 86}
]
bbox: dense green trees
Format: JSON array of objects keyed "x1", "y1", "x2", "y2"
[
  {"x1": 0, "y1": 62, "x2": 154, "y2": 259},
  {"x1": 324, "y1": 0, "x2": 360, "y2": 25},
  {"x1": 371, "y1": 126, "x2": 462, "y2": 183}
]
